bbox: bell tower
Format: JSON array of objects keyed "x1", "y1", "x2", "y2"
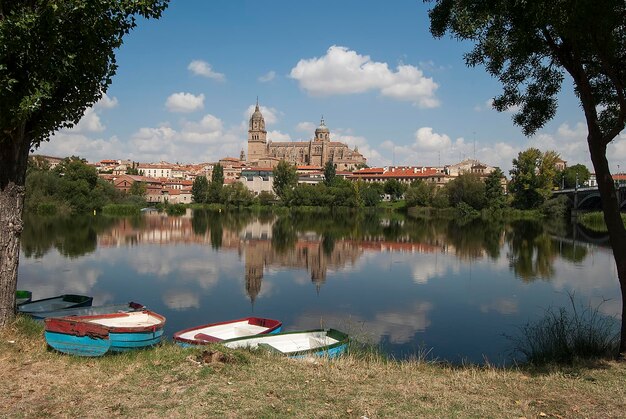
[{"x1": 247, "y1": 98, "x2": 267, "y2": 162}]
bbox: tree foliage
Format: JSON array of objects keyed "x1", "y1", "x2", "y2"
[
  {"x1": 558, "y1": 164, "x2": 591, "y2": 189},
  {"x1": 25, "y1": 157, "x2": 121, "y2": 213},
  {"x1": 445, "y1": 173, "x2": 486, "y2": 210},
  {"x1": 383, "y1": 179, "x2": 406, "y2": 201},
  {"x1": 129, "y1": 180, "x2": 146, "y2": 198},
  {"x1": 323, "y1": 161, "x2": 336, "y2": 186},
  {"x1": 509, "y1": 148, "x2": 559, "y2": 209},
  {"x1": 0, "y1": 0, "x2": 169, "y2": 152},
  {"x1": 405, "y1": 180, "x2": 435, "y2": 207},
  {"x1": 485, "y1": 168, "x2": 506, "y2": 208},
  {"x1": 0, "y1": 0, "x2": 169, "y2": 327},
  {"x1": 273, "y1": 160, "x2": 298, "y2": 200},
  {"x1": 427, "y1": 0, "x2": 626, "y2": 356},
  {"x1": 191, "y1": 176, "x2": 209, "y2": 203},
  {"x1": 207, "y1": 164, "x2": 224, "y2": 204}
]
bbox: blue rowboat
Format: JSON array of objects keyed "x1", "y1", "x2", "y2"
[
  {"x1": 173, "y1": 317, "x2": 282, "y2": 347},
  {"x1": 16, "y1": 290, "x2": 32, "y2": 306},
  {"x1": 18, "y1": 294, "x2": 93, "y2": 318},
  {"x1": 30, "y1": 301, "x2": 145, "y2": 320},
  {"x1": 44, "y1": 310, "x2": 166, "y2": 357},
  {"x1": 222, "y1": 328, "x2": 349, "y2": 358}
]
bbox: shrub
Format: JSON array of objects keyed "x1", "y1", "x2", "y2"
[{"x1": 510, "y1": 295, "x2": 618, "y2": 365}]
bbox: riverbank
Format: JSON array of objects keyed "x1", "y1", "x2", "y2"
[
  {"x1": 2, "y1": 318, "x2": 624, "y2": 418},
  {"x1": 578, "y1": 211, "x2": 626, "y2": 232}
]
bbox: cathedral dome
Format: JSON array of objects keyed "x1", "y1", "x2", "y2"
[
  {"x1": 249, "y1": 100, "x2": 266, "y2": 131},
  {"x1": 315, "y1": 117, "x2": 329, "y2": 133}
]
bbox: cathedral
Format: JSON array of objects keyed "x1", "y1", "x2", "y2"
[{"x1": 246, "y1": 101, "x2": 367, "y2": 171}]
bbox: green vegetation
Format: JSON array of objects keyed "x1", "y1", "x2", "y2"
[
  {"x1": 272, "y1": 160, "x2": 298, "y2": 200},
  {"x1": 557, "y1": 164, "x2": 591, "y2": 189},
  {"x1": 191, "y1": 175, "x2": 209, "y2": 203},
  {"x1": 24, "y1": 156, "x2": 146, "y2": 214},
  {"x1": 579, "y1": 212, "x2": 626, "y2": 232},
  {"x1": 511, "y1": 296, "x2": 619, "y2": 365},
  {"x1": 427, "y1": 0, "x2": 626, "y2": 356},
  {"x1": 0, "y1": 0, "x2": 170, "y2": 327},
  {"x1": 509, "y1": 148, "x2": 559, "y2": 209},
  {"x1": 101, "y1": 204, "x2": 141, "y2": 216},
  {"x1": 1, "y1": 317, "x2": 625, "y2": 418}
]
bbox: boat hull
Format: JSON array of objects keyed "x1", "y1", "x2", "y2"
[
  {"x1": 19, "y1": 294, "x2": 93, "y2": 319},
  {"x1": 32, "y1": 302, "x2": 144, "y2": 320},
  {"x1": 16, "y1": 290, "x2": 32, "y2": 306},
  {"x1": 173, "y1": 317, "x2": 282, "y2": 347},
  {"x1": 222, "y1": 328, "x2": 349, "y2": 358},
  {"x1": 44, "y1": 310, "x2": 165, "y2": 357}
]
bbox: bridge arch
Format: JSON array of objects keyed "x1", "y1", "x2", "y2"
[{"x1": 577, "y1": 193, "x2": 603, "y2": 211}]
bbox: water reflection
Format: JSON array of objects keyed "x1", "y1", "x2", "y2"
[{"x1": 18, "y1": 210, "x2": 620, "y2": 363}]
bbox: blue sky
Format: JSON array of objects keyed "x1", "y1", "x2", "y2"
[{"x1": 37, "y1": 0, "x2": 626, "y2": 174}]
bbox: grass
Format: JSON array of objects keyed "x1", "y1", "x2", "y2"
[
  {"x1": 578, "y1": 211, "x2": 626, "y2": 232},
  {"x1": 1, "y1": 317, "x2": 625, "y2": 418},
  {"x1": 509, "y1": 296, "x2": 619, "y2": 365},
  {"x1": 101, "y1": 204, "x2": 142, "y2": 216}
]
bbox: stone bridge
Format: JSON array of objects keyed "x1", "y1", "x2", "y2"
[{"x1": 552, "y1": 185, "x2": 626, "y2": 211}]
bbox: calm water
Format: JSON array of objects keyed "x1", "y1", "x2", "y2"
[{"x1": 18, "y1": 210, "x2": 620, "y2": 364}]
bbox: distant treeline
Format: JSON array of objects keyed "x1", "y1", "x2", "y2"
[{"x1": 25, "y1": 156, "x2": 146, "y2": 214}]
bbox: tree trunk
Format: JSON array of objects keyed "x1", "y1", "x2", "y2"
[
  {"x1": 0, "y1": 128, "x2": 30, "y2": 327},
  {"x1": 586, "y1": 133, "x2": 626, "y2": 358}
]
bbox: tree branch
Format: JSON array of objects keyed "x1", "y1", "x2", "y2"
[{"x1": 590, "y1": 32, "x2": 626, "y2": 144}]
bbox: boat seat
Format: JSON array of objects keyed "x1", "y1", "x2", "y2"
[{"x1": 232, "y1": 326, "x2": 255, "y2": 337}]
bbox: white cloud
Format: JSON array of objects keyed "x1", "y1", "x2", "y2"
[
  {"x1": 125, "y1": 113, "x2": 244, "y2": 163},
  {"x1": 165, "y1": 92, "x2": 205, "y2": 113},
  {"x1": 289, "y1": 45, "x2": 439, "y2": 108},
  {"x1": 244, "y1": 104, "x2": 281, "y2": 125},
  {"x1": 38, "y1": 133, "x2": 125, "y2": 161},
  {"x1": 258, "y1": 70, "x2": 276, "y2": 82},
  {"x1": 267, "y1": 130, "x2": 291, "y2": 141},
  {"x1": 413, "y1": 127, "x2": 452, "y2": 151},
  {"x1": 73, "y1": 108, "x2": 105, "y2": 133},
  {"x1": 296, "y1": 121, "x2": 316, "y2": 133},
  {"x1": 609, "y1": 134, "x2": 626, "y2": 163},
  {"x1": 162, "y1": 290, "x2": 200, "y2": 310},
  {"x1": 96, "y1": 93, "x2": 119, "y2": 109},
  {"x1": 333, "y1": 130, "x2": 387, "y2": 166},
  {"x1": 188, "y1": 60, "x2": 225, "y2": 81}
]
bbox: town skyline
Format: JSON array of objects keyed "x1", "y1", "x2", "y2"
[{"x1": 34, "y1": 0, "x2": 625, "y2": 174}]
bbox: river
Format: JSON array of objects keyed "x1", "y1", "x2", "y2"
[{"x1": 17, "y1": 209, "x2": 621, "y2": 364}]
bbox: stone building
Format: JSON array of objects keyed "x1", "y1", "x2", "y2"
[{"x1": 246, "y1": 101, "x2": 366, "y2": 171}]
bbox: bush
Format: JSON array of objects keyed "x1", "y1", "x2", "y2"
[
  {"x1": 165, "y1": 203, "x2": 186, "y2": 215},
  {"x1": 540, "y1": 195, "x2": 570, "y2": 219},
  {"x1": 102, "y1": 204, "x2": 141, "y2": 216},
  {"x1": 510, "y1": 296, "x2": 618, "y2": 365},
  {"x1": 36, "y1": 202, "x2": 58, "y2": 215}
]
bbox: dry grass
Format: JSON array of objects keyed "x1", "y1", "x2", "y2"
[{"x1": 0, "y1": 317, "x2": 625, "y2": 418}]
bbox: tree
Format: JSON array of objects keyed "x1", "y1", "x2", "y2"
[
  {"x1": 558, "y1": 164, "x2": 591, "y2": 189},
  {"x1": 222, "y1": 182, "x2": 254, "y2": 206},
  {"x1": 484, "y1": 168, "x2": 506, "y2": 208},
  {"x1": 383, "y1": 179, "x2": 406, "y2": 201},
  {"x1": 323, "y1": 161, "x2": 336, "y2": 186},
  {"x1": 509, "y1": 148, "x2": 558, "y2": 209},
  {"x1": 191, "y1": 176, "x2": 209, "y2": 204},
  {"x1": 208, "y1": 164, "x2": 224, "y2": 203},
  {"x1": 428, "y1": 0, "x2": 626, "y2": 357},
  {"x1": 272, "y1": 160, "x2": 298, "y2": 200},
  {"x1": 445, "y1": 173, "x2": 486, "y2": 210},
  {"x1": 405, "y1": 180, "x2": 435, "y2": 207},
  {"x1": 129, "y1": 181, "x2": 147, "y2": 198},
  {"x1": 0, "y1": 1, "x2": 169, "y2": 327}
]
